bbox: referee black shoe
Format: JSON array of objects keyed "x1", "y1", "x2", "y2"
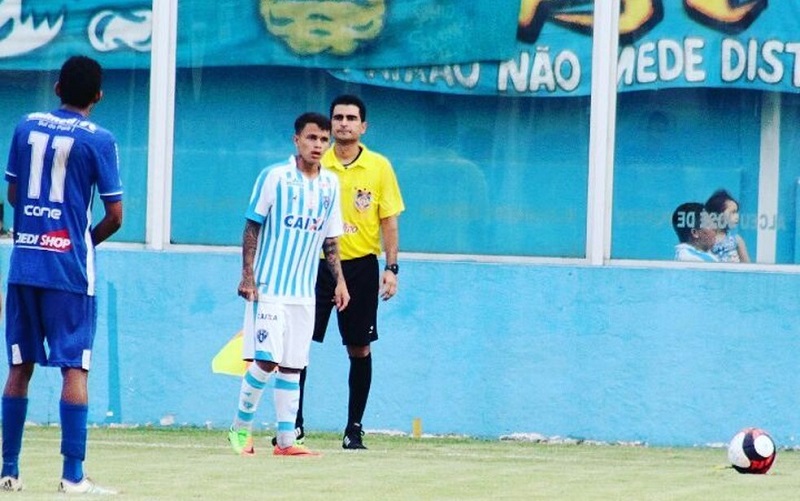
[
  {"x1": 271, "y1": 427, "x2": 305, "y2": 447},
  {"x1": 342, "y1": 423, "x2": 367, "y2": 450}
]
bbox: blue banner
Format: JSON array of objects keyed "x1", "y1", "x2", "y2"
[
  {"x1": 0, "y1": 0, "x2": 519, "y2": 70},
  {"x1": 330, "y1": 0, "x2": 800, "y2": 96},
  {"x1": 5, "y1": 1, "x2": 800, "y2": 96}
]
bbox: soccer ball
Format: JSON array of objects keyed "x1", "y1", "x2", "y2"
[{"x1": 727, "y1": 428, "x2": 776, "y2": 474}]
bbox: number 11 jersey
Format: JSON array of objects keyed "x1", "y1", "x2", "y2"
[{"x1": 4, "y1": 109, "x2": 123, "y2": 296}]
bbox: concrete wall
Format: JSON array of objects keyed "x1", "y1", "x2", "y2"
[{"x1": 1, "y1": 246, "x2": 795, "y2": 447}]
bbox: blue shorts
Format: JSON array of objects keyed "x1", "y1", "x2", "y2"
[{"x1": 5, "y1": 284, "x2": 97, "y2": 369}]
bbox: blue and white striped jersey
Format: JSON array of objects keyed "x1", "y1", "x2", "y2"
[
  {"x1": 246, "y1": 156, "x2": 343, "y2": 304},
  {"x1": 4, "y1": 109, "x2": 123, "y2": 296}
]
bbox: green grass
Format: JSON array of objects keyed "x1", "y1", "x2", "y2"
[{"x1": 8, "y1": 426, "x2": 799, "y2": 500}]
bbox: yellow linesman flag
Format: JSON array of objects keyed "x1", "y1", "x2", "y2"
[{"x1": 211, "y1": 331, "x2": 249, "y2": 377}]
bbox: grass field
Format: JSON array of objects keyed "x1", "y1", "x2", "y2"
[{"x1": 6, "y1": 426, "x2": 799, "y2": 500}]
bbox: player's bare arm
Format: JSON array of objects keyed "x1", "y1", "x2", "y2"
[
  {"x1": 238, "y1": 219, "x2": 260, "y2": 302},
  {"x1": 7, "y1": 183, "x2": 16, "y2": 208},
  {"x1": 91, "y1": 200, "x2": 123, "y2": 245},
  {"x1": 323, "y1": 236, "x2": 350, "y2": 311},
  {"x1": 380, "y1": 215, "x2": 399, "y2": 301}
]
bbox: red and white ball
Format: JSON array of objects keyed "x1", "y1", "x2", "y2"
[{"x1": 727, "y1": 428, "x2": 776, "y2": 474}]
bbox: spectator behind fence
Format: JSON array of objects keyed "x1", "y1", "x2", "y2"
[
  {"x1": 672, "y1": 202, "x2": 719, "y2": 262},
  {"x1": 705, "y1": 189, "x2": 750, "y2": 263}
]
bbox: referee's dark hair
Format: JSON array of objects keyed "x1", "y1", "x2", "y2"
[{"x1": 330, "y1": 94, "x2": 367, "y2": 122}]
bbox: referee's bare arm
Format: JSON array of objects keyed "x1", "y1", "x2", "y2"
[{"x1": 380, "y1": 215, "x2": 399, "y2": 301}]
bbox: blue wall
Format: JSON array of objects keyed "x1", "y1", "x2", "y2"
[{"x1": 1, "y1": 245, "x2": 796, "y2": 447}]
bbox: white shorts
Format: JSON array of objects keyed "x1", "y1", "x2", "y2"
[{"x1": 241, "y1": 300, "x2": 314, "y2": 370}]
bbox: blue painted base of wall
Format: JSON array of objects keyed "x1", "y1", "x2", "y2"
[{"x1": 0, "y1": 247, "x2": 796, "y2": 447}]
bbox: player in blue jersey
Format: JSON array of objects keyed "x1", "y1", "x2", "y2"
[
  {"x1": 1, "y1": 56, "x2": 123, "y2": 494},
  {"x1": 227, "y1": 112, "x2": 349, "y2": 457}
]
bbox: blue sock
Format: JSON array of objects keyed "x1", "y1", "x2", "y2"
[
  {"x1": 60, "y1": 401, "x2": 88, "y2": 483},
  {"x1": 1, "y1": 396, "x2": 28, "y2": 478}
]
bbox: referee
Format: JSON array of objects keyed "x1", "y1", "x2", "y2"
[{"x1": 295, "y1": 94, "x2": 404, "y2": 449}]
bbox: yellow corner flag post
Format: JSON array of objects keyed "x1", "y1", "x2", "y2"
[{"x1": 412, "y1": 417, "x2": 422, "y2": 438}]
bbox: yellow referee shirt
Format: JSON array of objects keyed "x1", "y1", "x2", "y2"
[{"x1": 321, "y1": 144, "x2": 404, "y2": 261}]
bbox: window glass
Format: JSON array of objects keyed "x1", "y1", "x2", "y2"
[
  {"x1": 0, "y1": 3, "x2": 150, "y2": 243},
  {"x1": 611, "y1": 1, "x2": 797, "y2": 265},
  {"x1": 172, "y1": 1, "x2": 591, "y2": 257},
  {"x1": 614, "y1": 88, "x2": 760, "y2": 261}
]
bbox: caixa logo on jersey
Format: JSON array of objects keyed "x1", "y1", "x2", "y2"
[
  {"x1": 14, "y1": 229, "x2": 72, "y2": 252},
  {"x1": 283, "y1": 215, "x2": 322, "y2": 232}
]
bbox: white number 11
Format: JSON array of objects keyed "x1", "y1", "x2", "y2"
[{"x1": 27, "y1": 131, "x2": 73, "y2": 203}]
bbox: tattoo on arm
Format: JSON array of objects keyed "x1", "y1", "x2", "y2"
[
  {"x1": 323, "y1": 237, "x2": 342, "y2": 281},
  {"x1": 242, "y1": 220, "x2": 260, "y2": 276}
]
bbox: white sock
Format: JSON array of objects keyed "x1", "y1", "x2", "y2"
[
  {"x1": 232, "y1": 363, "x2": 272, "y2": 430},
  {"x1": 273, "y1": 371, "x2": 301, "y2": 448}
]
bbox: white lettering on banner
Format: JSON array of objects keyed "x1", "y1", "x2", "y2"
[
  {"x1": 364, "y1": 63, "x2": 481, "y2": 90},
  {"x1": 722, "y1": 38, "x2": 800, "y2": 87},
  {"x1": 618, "y1": 38, "x2": 706, "y2": 86},
  {"x1": 498, "y1": 48, "x2": 580, "y2": 93}
]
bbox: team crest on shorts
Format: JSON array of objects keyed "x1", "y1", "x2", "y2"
[
  {"x1": 354, "y1": 188, "x2": 372, "y2": 212},
  {"x1": 256, "y1": 329, "x2": 269, "y2": 342}
]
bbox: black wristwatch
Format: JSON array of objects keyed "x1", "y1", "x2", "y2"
[{"x1": 384, "y1": 263, "x2": 399, "y2": 275}]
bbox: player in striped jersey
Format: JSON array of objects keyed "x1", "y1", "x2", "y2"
[
  {"x1": 228, "y1": 112, "x2": 349, "y2": 457},
  {"x1": 1, "y1": 56, "x2": 123, "y2": 494}
]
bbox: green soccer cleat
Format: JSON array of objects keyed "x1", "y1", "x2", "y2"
[{"x1": 228, "y1": 426, "x2": 255, "y2": 456}]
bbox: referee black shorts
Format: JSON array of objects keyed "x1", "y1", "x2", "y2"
[{"x1": 313, "y1": 254, "x2": 379, "y2": 346}]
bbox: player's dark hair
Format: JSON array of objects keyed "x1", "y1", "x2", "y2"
[
  {"x1": 294, "y1": 112, "x2": 331, "y2": 134},
  {"x1": 58, "y1": 55, "x2": 103, "y2": 109},
  {"x1": 330, "y1": 94, "x2": 367, "y2": 121},
  {"x1": 672, "y1": 202, "x2": 705, "y2": 243}
]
